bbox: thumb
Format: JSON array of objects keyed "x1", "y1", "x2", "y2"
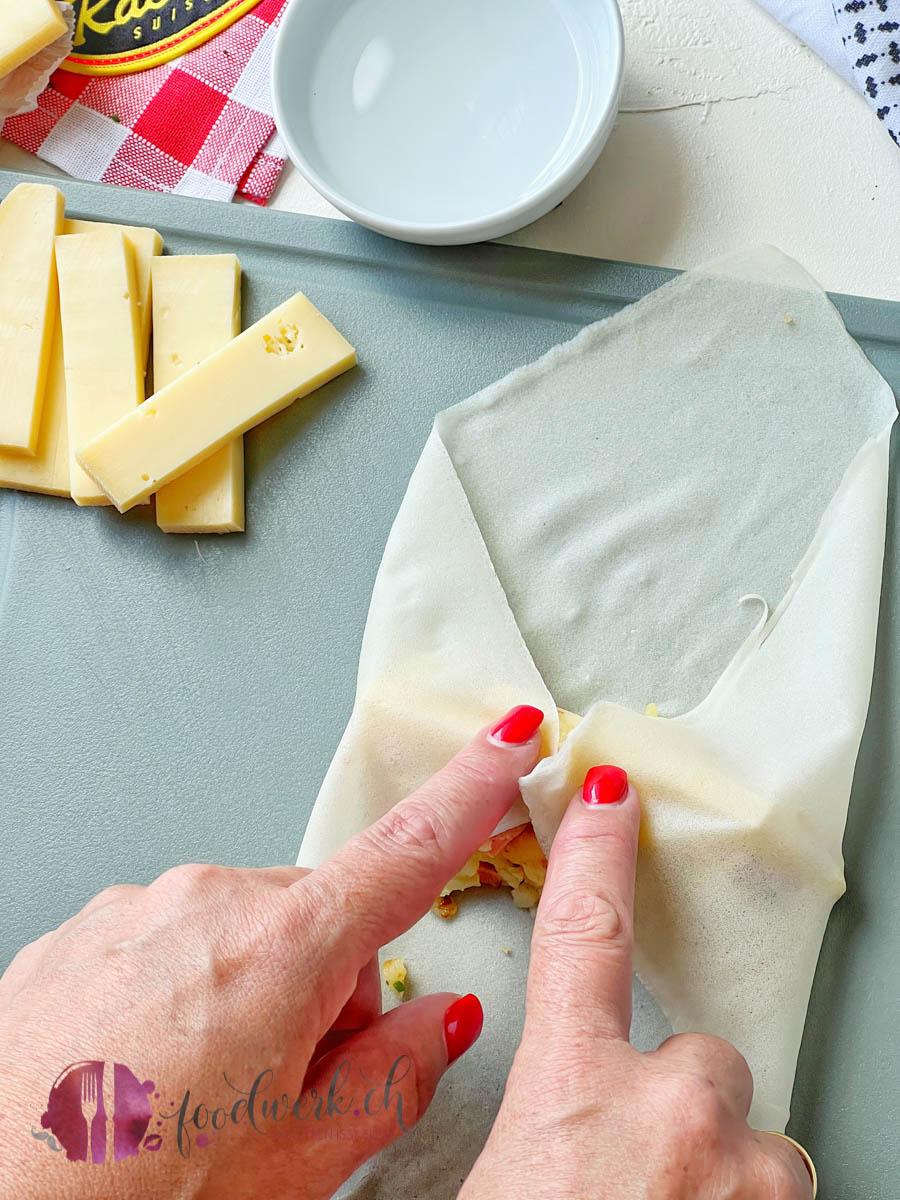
[{"x1": 291, "y1": 992, "x2": 483, "y2": 1189}]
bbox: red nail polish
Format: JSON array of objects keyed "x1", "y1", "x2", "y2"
[
  {"x1": 444, "y1": 993, "x2": 484, "y2": 1064},
  {"x1": 489, "y1": 705, "x2": 544, "y2": 744},
  {"x1": 582, "y1": 765, "x2": 629, "y2": 806}
]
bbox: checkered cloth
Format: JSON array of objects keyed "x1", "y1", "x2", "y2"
[{"x1": 1, "y1": 0, "x2": 288, "y2": 204}]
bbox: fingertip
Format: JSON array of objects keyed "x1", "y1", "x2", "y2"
[
  {"x1": 487, "y1": 704, "x2": 545, "y2": 747},
  {"x1": 444, "y1": 993, "x2": 484, "y2": 1065},
  {"x1": 582, "y1": 765, "x2": 629, "y2": 806}
]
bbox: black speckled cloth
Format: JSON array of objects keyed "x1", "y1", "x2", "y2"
[
  {"x1": 760, "y1": 0, "x2": 900, "y2": 143},
  {"x1": 835, "y1": 0, "x2": 900, "y2": 142}
]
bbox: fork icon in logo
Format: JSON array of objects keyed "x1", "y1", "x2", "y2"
[
  {"x1": 79, "y1": 1064, "x2": 117, "y2": 1164},
  {"x1": 79, "y1": 1067, "x2": 100, "y2": 1159},
  {"x1": 41, "y1": 1060, "x2": 158, "y2": 1162}
]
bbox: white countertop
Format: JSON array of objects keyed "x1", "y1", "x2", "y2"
[{"x1": 3, "y1": 0, "x2": 900, "y2": 300}]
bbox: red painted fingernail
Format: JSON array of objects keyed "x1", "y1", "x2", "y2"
[
  {"x1": 582, "y1": 765, "x2": 629, "y2": 806},
  {"x1": 488, "y1": 705, "x2": 544, "y2": 745},
  {"x1": 444, "y1": 993, "x2": 484, "y2": 1064}
]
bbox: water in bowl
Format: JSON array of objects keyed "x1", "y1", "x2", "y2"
[{"x1": 307, "y1": 0, "x2": 593, "y2": 227}]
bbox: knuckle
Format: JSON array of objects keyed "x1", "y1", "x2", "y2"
[
  {"x1": 695, "y1": 1032, "x2": 747, "y2": 1069},
  {"x1": 723, "y1": 1046, "x2": 753, "y2": 1091},
  {"x1": 559, "y1": 822, "x2": 634, "y2": 857},
  {"x1": 369, "y1": 802, "x2": 449, "y2": 865},
  {"x1": 2, "y1": 934, "x2": 51, "y2": 986},
  {"x1": 154, "y1": 862, "x2": 223, "y2": 894},
  {"x1": 666, "y1": 1031, "x2": 711, "y2": 1054},
  {"x1": 538, "y1": 886, "x2": 630, "y2": 951},
  {"x1": 660, "y1": 1031, "x2": 754, "y2": 1094},
  {"x1": 81, "y1": 883, "x2": 138, "y2": 914},
  {"x1": 273, "y1": 873, "x2": 331, "y2": 944},
  {"x1": 443, "y1": 751, "x2": 502, "y2": 797},
  {"x1": 664, "y1": 1075, "x2": 727, "y2": 1140}
]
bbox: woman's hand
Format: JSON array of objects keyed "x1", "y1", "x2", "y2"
[
  {"x1": 459, "y1": 766, "x2": 816, "y2": 1200},
  {"x1": 0, "y1": 706, "x2": 544, "y2": 1199}
]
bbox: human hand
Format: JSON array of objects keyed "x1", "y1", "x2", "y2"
[
  {"x1": 459, "y1": 765, "x2": 816, "y2": 1200},
  {"x1": 0, "y1": 705, "x2": 545, "y2": 1199}
]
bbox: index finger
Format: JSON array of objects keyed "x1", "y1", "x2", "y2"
[
  {"x1": 294, "y1": 705, "x2": 546, "y2": 968},
  {"x1": 527, "y1": 766, "x2": 640, "y2": 1044}
]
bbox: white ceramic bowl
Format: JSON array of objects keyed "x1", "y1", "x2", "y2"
[{"x1": 272, "y1": 0, "x2": 624, "y2": 245}]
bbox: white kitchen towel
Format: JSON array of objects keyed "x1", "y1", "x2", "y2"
[{"x1": 759, "y1": 0, "x2": 900, "y2": 142}]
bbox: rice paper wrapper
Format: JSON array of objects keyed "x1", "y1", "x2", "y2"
[
  {"x1": 0, "y1": 3, "x2": 73, "y2": 122},
  {"x1": 298, "y1": 246, "x2": 896, "y2": 1195}
]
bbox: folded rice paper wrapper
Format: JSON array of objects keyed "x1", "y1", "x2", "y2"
[{"x1": 299, "y1": 246, "x2": 896, "y2": 1193}]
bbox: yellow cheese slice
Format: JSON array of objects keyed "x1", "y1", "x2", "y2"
[
  {"x1": 0, "y1": 324, "x2": 68, "y2": 495},
  {"x1": 0, "y1": 218, "x2": 163, "y2": 498},
  {"x1": 0, "y1": 0, "x2": 67, "y2": 79},
  {"x1": 77, "y1": 291, "x2": 357, "y2": 513},
  {"x1": 0, "y1": 182, "x2": 64, "y2": 454},
  {"x1": 152, "y1": 255, "x2": 245, "y2": 534},
  {"x1": 63, "y1": 219, "x2": 162, "y2": 369},
  {"x1": 56, "y1": 231, "x2": 144, "y2": 506}
]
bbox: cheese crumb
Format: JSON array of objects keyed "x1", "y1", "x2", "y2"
[{"x1": 644, "y1": 702, "x2": 659, "y2": 718}]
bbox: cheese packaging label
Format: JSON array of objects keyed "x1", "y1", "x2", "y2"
[{"x1": 61, "y1": 0, "x2": 264, "y2": 76}]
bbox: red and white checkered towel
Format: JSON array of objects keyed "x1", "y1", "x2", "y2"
[{"x1": 1, "y1": 0, "x2": 288, "y2": 205}]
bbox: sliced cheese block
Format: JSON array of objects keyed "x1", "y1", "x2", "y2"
[
  {"x1": 0, "y1": 0, "x2": 67, "y2": 79},
  {"x1": 0, "y1": 324, "x2": 68, "y2": 495},
  {"x1": 152, "y1": 255, "x2": 245, "y2": 534},
  {"x1": 0, "y1": 182, "x2": 64, "y2": 454},
  {"x1": 56, "y1": 231, "x2": 144, "y2": 506},
  {"x1": 0, "y1": 217, "x2": 160, "y2": 499},
  {"x1": 63, "y1": 219, "x2": 162, "y2": 369},
  {"x1": 77, "y1": 291, "x2": 357, "y2": 513}
]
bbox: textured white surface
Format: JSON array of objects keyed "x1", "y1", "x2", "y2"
[
  {"x1": 269, "y1": 0, "x2": 900, "y2": 299},
  {"x1": 2, "y1": 0, "x2": 899, "y2": 294}
]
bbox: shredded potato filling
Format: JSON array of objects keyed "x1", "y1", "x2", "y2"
[
  {"x1": 433, "y1": 708, "x2": 587, "y2": 918},
  {"x1": 382, "y1": 957, "x2": 408, "y2": 997}
]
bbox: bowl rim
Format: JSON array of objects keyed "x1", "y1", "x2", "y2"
[{"x1": 271, "y1": 0, "x2": 625, "y2": 245}]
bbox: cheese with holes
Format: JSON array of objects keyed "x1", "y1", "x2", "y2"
[
  {"x1": 64, "y1": 219, "x2": 162, "y2": 367},
  {"x1": 0, "y1": 0, "x2": 66, "y2": 78},
  {"x1": 0, "y1": 324, "x2": 68, "y2": 495},
  {"x1": 0, "y1": 182, "x2": 64, "y2": 453},
  {"x1": 77, "y1": 291, "x2": 357, "y2": 513},
  {"x1": 152, "y1": 255, "x2": 244, "y2": 534},
  {"x1": 56, "y1": 231, "x2": 144, "y2": 506}
]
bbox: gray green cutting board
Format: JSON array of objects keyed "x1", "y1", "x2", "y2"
[{"x1": 0, "y1": 169, "x2": 897, "y2": 1197}]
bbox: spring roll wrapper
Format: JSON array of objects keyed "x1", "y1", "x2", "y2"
[{"x1": 298, "y1": 247, "x2": 896, "y2": 1195}]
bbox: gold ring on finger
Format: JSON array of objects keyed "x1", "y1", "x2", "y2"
[{"x1": 764, "y1": 1131, "x2": 817, "y2": 1198}]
